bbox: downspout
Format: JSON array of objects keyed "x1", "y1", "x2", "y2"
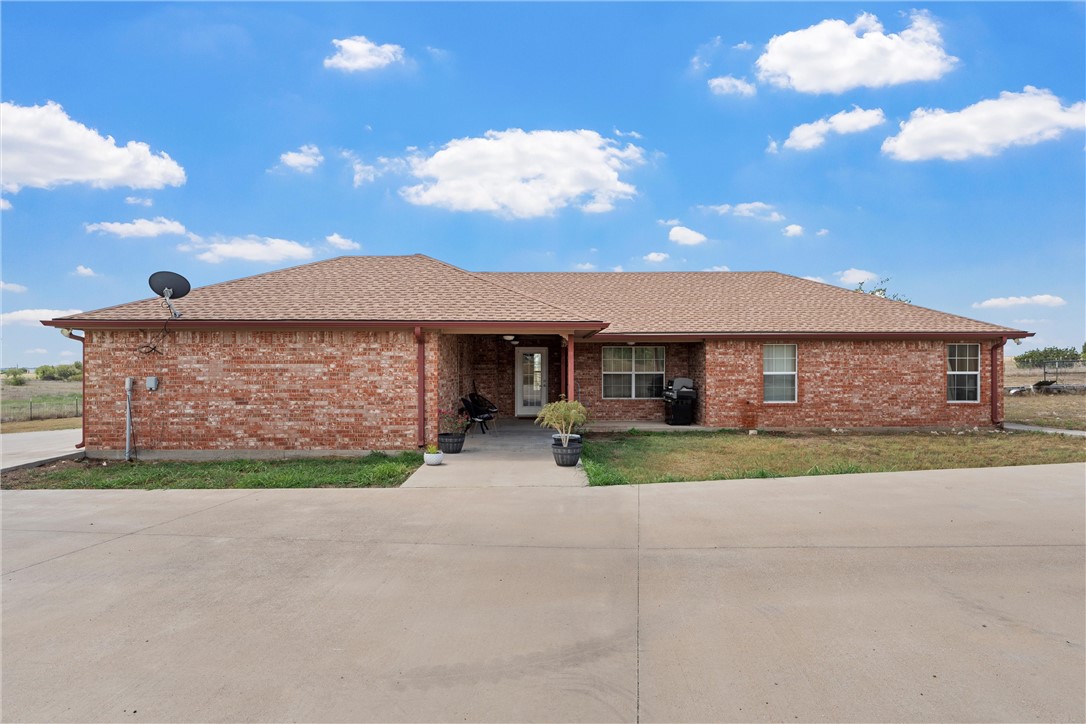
[
  {"x1": 60, "y1": 329, "x2": 86, "y2": 449},
  {"x1": 415, "y1": 326, "x2": 426, "y2": 447},
  {"x1": 991, "y1": 336, "x2": 1007, "y2": 425}
]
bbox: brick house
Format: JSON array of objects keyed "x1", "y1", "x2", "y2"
[{"x1": 44, "y1": 255, "x2": 1030, "y2": 459}]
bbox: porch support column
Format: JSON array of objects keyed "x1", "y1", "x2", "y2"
[
  {"x1": 560, "y1": 345, "x2": 567, "y2": 397},
  {"x1": 415, "y1": 326, "x2": 426, "y2": 447},
  {"x1": 566, "y1": 333, "x2": 576, "y2": 401}
]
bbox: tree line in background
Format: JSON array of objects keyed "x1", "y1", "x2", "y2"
[
  {"x1": 1013, "y1": 346, "x2": 1085, "y2": 369},
  {"x1": 2, "y1": 362, "x2": 83, "y2": 386}
]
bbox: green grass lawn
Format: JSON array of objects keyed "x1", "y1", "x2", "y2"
[
  {"x1": 581, "y1": 429, "x2": 1086, "y2": 485},
  {"x1": 1, "y1": 453, "x2": 423, "y2": 490}
]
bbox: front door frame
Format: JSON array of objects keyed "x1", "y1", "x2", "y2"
[{"x1": 514, "y1": 347, "x2": 549, "y2": 417}]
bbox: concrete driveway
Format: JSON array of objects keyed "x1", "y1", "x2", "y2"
[
  {"x1": 3, "y1": 464, "x2": 1083, "y2": 722},
  {"x1": 0, "y1": 428, "x2": 83, "y2": 471}
]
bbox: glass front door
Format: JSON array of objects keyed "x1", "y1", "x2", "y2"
[{"x1": 515, "y1": 347, "x2": 548, "y2": 416}]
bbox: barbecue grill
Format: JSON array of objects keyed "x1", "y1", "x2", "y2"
[{"x1": 663, "y1": 377, "x2": 697, "y2": 425}]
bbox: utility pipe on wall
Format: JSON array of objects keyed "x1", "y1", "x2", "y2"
[{"x1": 124, "y1": 376, "x2": 134, "y2": 461}]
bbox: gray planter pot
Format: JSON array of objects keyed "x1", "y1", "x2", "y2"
[
  {"x1": 551, "y1": 441, "x2": 583, "y2": 467},
  {"x1": 437, "y1": 433, "x2": 465, "y2": 454}
]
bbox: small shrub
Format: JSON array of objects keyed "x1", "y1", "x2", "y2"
[{"x1": 3, "y1": 369, "x2": 27, "y2": 386}]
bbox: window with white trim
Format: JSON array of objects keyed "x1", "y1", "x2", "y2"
[
  {"x1": 947, "y1": 344, "x2": 980, "y2": 402},
  {"x1": 763, "y1": 344, "x2": 797, "y2": 403},
  {"x1": 602, "y1": 346, "x2": 665, "y2": 399}
]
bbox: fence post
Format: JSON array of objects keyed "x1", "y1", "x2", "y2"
[{"x1": 29, "y1": 399, "x2": 32, "y2": 420}]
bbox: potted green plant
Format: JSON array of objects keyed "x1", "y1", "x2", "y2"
[
  {"x1": 423, "y1": 443, "x2": 444, "y2": 466},
  {"x1": 437, "y1": 407, "x2": 470, "y2": 453},
  {"x1": 535, "y1": 396, "x2": 588, "y2": 467}
]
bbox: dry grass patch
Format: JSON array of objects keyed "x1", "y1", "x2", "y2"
[
  {"x1": 582, "y1": 429, "x2": 1086, "y2": 485},
  {"x1": 1005, "y1": 394, "x2": 1086, "y2": 430},
  {"x1": 0, "y1": 417, "x2": 82, "y2": 434}
]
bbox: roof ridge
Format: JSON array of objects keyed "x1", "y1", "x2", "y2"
[{"x1": 418, "y1": 255, "x2": 603, "y2": 323}]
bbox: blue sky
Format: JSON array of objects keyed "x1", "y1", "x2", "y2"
[{"x1": 2, "y1": 2, "x2": 1083, "y2": 366}]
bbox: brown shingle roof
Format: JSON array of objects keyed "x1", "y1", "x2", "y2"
[
  {"x1": 485, "y1": 271, "x2": 1025, "y2": 337},
  {"x1": 48, "y1": 255, "x2": 1027, "y2": 338},
  {"x1": 53, "y1": 255, "x2": 600, "y2": 326}
]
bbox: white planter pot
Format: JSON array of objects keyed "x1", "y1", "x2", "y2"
[{"x1": 423, "y1": 451, "x2": 444, "y2": 466}]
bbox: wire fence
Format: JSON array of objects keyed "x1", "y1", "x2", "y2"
[{"x1": 1, "y1": 398, "x2": 83, "y2": 423}]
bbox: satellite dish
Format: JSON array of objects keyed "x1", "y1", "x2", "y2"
[{"x1": 148, "y1": 271, "x2": 190, "y2": 318}]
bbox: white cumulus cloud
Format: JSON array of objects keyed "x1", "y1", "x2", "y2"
[
  {"x1": 279, "y1": 144, "x2": 324, "y2": 173},
  {"x1": 1, "y1": 308, "x2": 83, "y2": 326},
  {"x1": 668, "y1": 226, "x2": 708, "y2": 245},
  {"x1": 401, "y1": 129, "x2": 644, "y2": 218},
  {"x1": 125, "y1": 196, "x2": 153, "y2": 206},
  {"x1": 0, "y1": 101, "x2": 186, "y2": 193},
  {"x1": 0, "y1": 198, "x2": 11, "y2": 211},
  {"x1": 783, "y1": 106, "x2": 886, "y2": 150},
  {"x1": 835, "y1": 268, "x2": 879, "y2": 285},
  {"x1": 972, "y1": 294, "x2": 1066, "y2": 309},
  {"x1": 755, "y1": 11, "x2": 957, "y2": 94},
  {"x1": 657, "y1": 218, "x2": 681, "y2": 227},
  {"x1": 803, "y1": 276, "x2": 827, "y2": 283},
  {"x1": 733, "y1": 41, "x2": 753, "y2": 51},
  {"x1": 703, "y1": 265, "x2": 731, "y2": 272},
  {"x1": 326, "y1": 232, "x2": 360, "y2": 251},
  {"x1": 74, "y1": 265, "x2": 97, "y2": 277},
  {"x1": 574, "y1": 262, "x2": 596, "y2": 271},
  {"x1": 703, "y1": 201, "x2": 785, "y2": 222},
  {"x1": 708, "y1": 75, "x2": 757, "y2": 97},
  {"x1": 816, "y1": 229, "x2": 829, "y2": 236},
  {"x1": 324, "y1": 35, "x2": 405, "y2": 72},
  {"x1": 782, "y1": 224, "x2": 804, "y2": 237},
  {"x1": 643, "y1": 252, "x2": 669, "y2": 263},
  {"x1": 85, "y1": 216, "x2": 187, "y2": 237},
  {"x1": 179, "y1": 235, "x2": 314, "y2": 264},
  {"x1": 882, "y1": 86, "x2": 1086, "y2": 161},
  {"x1": 1, "y1": 280, "x2": 27, "y2": 292},
  {"x1": 24, "y1": 348, "x2": 47, "y2": 354}
]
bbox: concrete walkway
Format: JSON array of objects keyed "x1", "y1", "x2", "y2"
[
  {"x1": 0, "y1": 428, "x2": 83, "y2": 472},
  {"x1": 404, "y1": 419, "x2": 587, "y2": 487},
  {"x1": 1004, "y1": 421, "x2": 1086, "y2": 437},
  {"x1": 3, "y1": 463, "x2": 1083, "y2": 722}
]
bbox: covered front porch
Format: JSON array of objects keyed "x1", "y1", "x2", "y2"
[{"x1": 419, "y1": 326, "x2": 709, "y2": 447}]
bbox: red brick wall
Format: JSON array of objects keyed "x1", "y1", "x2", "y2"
[
  {"x1": 701, "y1": 339, "x2": 999, "y2": 429},
  {"x1": 83, "y1": 328, "x2": 420, "y2": 456}
]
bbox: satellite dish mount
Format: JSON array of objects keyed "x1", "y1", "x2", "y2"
[{"x1": 148, "y1": 271, "x2": 191, "y2": 319}]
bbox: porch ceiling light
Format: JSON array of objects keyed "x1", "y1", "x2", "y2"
[
  {"x1": 502, "y1": 335, "x2": 516, "y2": 341},
  {"x1": 510, "y1": 340, "x2": 520, "y2": 345}
]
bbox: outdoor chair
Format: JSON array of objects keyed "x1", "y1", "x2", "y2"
[{"x1": 460, "y1": 396, "x2": 494, "y2": 434}]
